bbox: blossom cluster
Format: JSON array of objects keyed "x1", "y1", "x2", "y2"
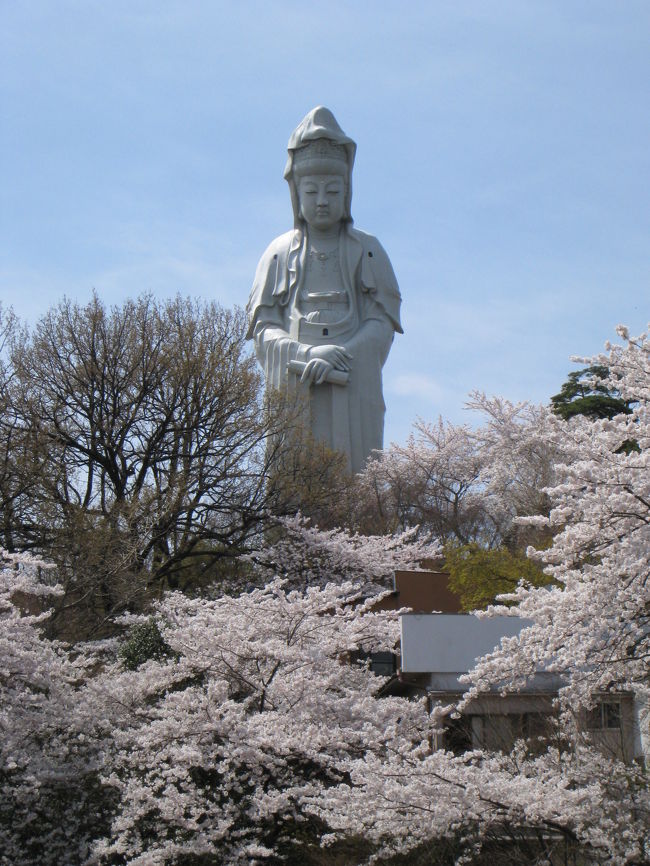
[{"x1": 2, "y1": 326, "x2": 649, "y2": 865}]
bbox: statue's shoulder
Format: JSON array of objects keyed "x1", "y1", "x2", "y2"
[
  {"x1": 347, "y1": 226, "x2": 383, "y2": 251},
  {"x1": 248, "y1": 231, "x2": 300, "y2": 338},
  {"x1": 347, "y1": 226, "x2": 398, "y2": 282},
  {"x1": 257, "y1": 230, "x2": 299, "y2": 264},
  {"x1": 348, "y1": 227, "x2": 377, "y2": 243}
]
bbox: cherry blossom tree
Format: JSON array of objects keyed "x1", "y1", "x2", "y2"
[
  {"x1": 88, "y1": 580, "x2": 429, "y2": 865},
  {"x1": 246, "y1": 514, "x2": 442, "y2": 592},
  {"x1": 358, "y1": 418, "x2": 490, "y2": 543},
  {"x1": 314, "y1": 737, "x2": 648, "y2": 865},
  {"x1": 314, "y1": 327, "x2": 650, "y2": 864},
  {"x1": 358, "y1": 395, "x2": 559, "y2": 550},
  {"x1": 3, "y1": 323, "x2": 648, "y2": 866},
  {"x1": 0, "y1": 549, "x2": 111, "y2": 866},
  {"x1": 465, "y1": 326, "x2": 649, "y2": 708},
  {"x1": 0, "y1": 507, "x2": 441, "y2": 865},
  {"x1": 1, "y1": 531, "x2": 437, "y2": 866},
  {"x1": 356, "y1": 396, "x2": 561, "y2": 610}
]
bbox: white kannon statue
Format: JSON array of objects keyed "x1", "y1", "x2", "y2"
[{"x1": 246, "y1": 106, "x2": 402, "y2": 474}]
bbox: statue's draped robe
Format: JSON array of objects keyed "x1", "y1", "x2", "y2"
[{"x1": 247, "y1": 226, "x2": 402, "y2": 474}]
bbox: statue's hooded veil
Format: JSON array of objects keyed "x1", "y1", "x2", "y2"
[{"x1": 284, "y1": 106, "x2": 357, "y2": 229}]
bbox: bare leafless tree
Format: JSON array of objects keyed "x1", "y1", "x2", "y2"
[{"x1": 4, "y1": 294, "x2": 304, "y2": 635}]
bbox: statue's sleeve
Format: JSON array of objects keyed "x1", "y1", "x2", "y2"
[
  {"x1": 326, "y1": 231, "x2": 400, "y2": 377},
  {"x1": 358, "y1": 236, "x2": 403, "y2": 335},
  {"x1": 246, "y1": 237, "x2": 309, "y2": 388}
]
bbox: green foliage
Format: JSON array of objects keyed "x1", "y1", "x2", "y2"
[
  {"x1": 118, "y1": 618, "x2": 174, "y2": 670},
  {"x1": 445, "y1": 543, "x2": 550, "y2": 611},
  {"x1": 550, "y1": 365, "x2": 632, "y2": 421}
]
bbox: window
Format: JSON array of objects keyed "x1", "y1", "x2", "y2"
[
  {"x1": 586, "y1": 701, "x2": 621, "y2": 730},
  {"x1": 368, "y1": 651, "x2": 397, "y2": 677},
  {"x1": 522, "y1": 712, "x2": 550, "y2": 739},
  {"x1": 440, "y1": 712, "x2": 554, "y2": 754},
  {"x1": 444, "y1": 716, "x2": 474, "y2": 754}
]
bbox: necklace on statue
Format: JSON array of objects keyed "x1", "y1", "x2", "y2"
[{"x1": 309, "y1": 239, "x2": 339, "y2": 271}]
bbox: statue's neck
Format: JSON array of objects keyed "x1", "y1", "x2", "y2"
[{"x1": 307, "y1": 225, "x2": 342, "y2": 243}]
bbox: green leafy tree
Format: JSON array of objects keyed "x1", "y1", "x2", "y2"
[
  {"x1": 445, "y1": 542, "x2": 551, "y2": 611},
  {"x1": 550, "y1": 364, "x2": 633, "y2": 421},
  {"x1": 118, "y1": 618, "x2": 176, "y2": 670}
]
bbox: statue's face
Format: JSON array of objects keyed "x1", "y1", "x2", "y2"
[{"x1": 297, "y1": 174, "x2": 345, "y2": 232}]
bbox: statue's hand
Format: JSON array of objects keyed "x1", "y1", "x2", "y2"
[
  {"x1": 307, "y1": 344, "x2": 353, "y2": 372},
  {"x1": 300, "y1": 358, "x2": 334, "y2": 386}
]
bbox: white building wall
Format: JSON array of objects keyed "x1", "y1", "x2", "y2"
[{"x1": 400, "y1": 613, "x2": 531, "y2": 675}]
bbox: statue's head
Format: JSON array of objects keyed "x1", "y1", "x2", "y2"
[{"x1": 284, "y1": 106, "x2": 356, "y2": 229}]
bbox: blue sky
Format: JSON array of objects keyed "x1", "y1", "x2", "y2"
[{"x1": 2, "y1": 1, "x2": 649, "y2": 445}]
